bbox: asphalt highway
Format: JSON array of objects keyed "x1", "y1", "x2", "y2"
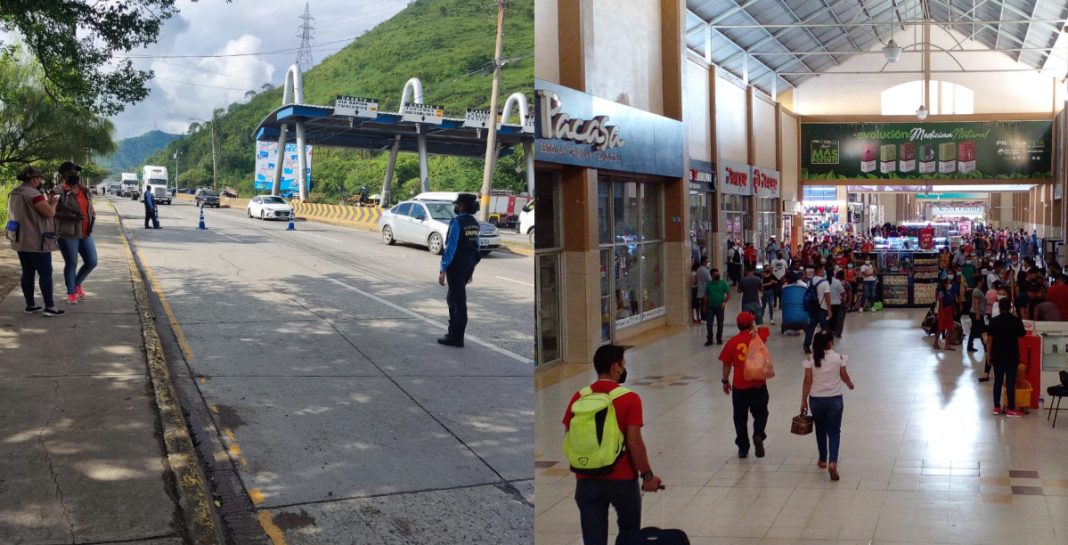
[{"x1": 109, "y1": 196, "x2": 534, "y2": 544}]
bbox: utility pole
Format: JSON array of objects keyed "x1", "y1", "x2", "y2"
[
  {"x1": 210, "y1": 115, "x2": 218, "y2": 192},
  {"x1": 478, "y1": 0, "x2": 506, "y2": 222},
  {"x1": 174, "y1": 150, "x2": 180, "y2": 192},
  {"x1": 296, "y1": 3, "x2": 315, "y2": 74}
]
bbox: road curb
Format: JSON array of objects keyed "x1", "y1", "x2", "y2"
[
  {"x1": 110, "y1": 202, "x2": 225, "y2": 545},
  {"x1": 500, "y1": 241, "x2": 534, "y2": 257}
]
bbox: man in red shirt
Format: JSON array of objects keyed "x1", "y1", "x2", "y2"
[
  {"x1": 743, "y1": 242, "x2": 758, "y2": 273},
  {"x1": 1048, "y1": 274, "x2": 1068, "y2": 322},
  {"x1": 563, "y1": 345, "x2": 662, "y2": 545},
  {"x1": 720, "y1": 312, "x2": 772, "y2": 458}
]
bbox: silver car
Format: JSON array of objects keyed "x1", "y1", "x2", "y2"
[{"x1": 378, "y1": 199, "x2": 501, "y2": 255}]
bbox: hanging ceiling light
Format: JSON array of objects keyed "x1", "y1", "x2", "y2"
[
  {"x1": 917, "y1": 105, "x2": 929, "y2": 120},
  {"x1": 883, "y1": 39, "x2": 903, "y2": 62}
]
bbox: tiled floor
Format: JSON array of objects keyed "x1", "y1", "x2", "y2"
[{"x1": 535, "y1": 302, "x2": 1068, "y2": 545}]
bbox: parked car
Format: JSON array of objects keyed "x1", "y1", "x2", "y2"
[
  {"x1": 378, "y1": 199, "x2": 500, "y2": 255},
  {"x1": 247, "y1": 195, "x2": 293, "y2": 220},
  {"x1": 194, "y1": 188, "x2": 221, "y2": 208}
]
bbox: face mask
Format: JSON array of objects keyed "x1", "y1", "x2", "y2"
[{"x1": 65, "y1": 175, "x2": 78, "y2": 185}]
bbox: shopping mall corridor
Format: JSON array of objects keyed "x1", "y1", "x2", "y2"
[{"x1": 534, "y1": 303, "x2": 1068, "y2": 545}]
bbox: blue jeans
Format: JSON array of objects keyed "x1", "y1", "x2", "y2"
[
  {"x1": 862, "y1": 281, "x2": 876, "y2": 305},
  {"x1": 705, "y1": 305, "x2": 725, "y2": 343},
  {"x1": 17, "y1": 251, "x2": 54, "y2": 308},
  {"x1": 742, "y1": 301, "x2": 763, "y2": 325},
  {"x1": 761, "y1": 293, "x2": 775, "y2": 322},
  {"x1": 809, "y1": 395, "x2": 844, "y2": 463},
  {"x1": 575, "y1": 478, "x2": 641, "y2": 545},
  {"x1": 804, "y1": 310, "x2": 831, "y2": 349},
  {"x1": 58, "y1": 236, "x2": 98, "y2": 295}
]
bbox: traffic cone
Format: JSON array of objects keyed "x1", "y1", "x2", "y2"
[
  {"x1": 197, "y1": 207, "x2": 206, "y2": 230},
  {"x1": 287, "y1": 212, "x2": 295, "y2": 231}
]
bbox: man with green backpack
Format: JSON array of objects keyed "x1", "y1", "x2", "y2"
[{"x1": 563, "y1": 344, "x2": 663, "y2": 545}]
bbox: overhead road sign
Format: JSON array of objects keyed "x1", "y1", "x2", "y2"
[
  {"x1": 334, "y1": 96, "x2": 379, "y2": 119},
  {"x1": 402, "y1": 102, "x2": 444, "y2": 124}
]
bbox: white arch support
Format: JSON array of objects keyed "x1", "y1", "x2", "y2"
[
  {"x1": 383, "y1": 77, "x2": 431, "y2": 200},
  {"x1": 500, "y1": 93, "x2": 533, "y2": 195},
  {"x1": 273, "y1": 65, "x2": 309, "y2": 200}
]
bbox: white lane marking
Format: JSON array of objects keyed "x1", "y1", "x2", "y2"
[
  {"x1": 325, "y1": 277, "x2": 532, "y2": 365},
  {"x1": 494, "y1": 276, "x2": 534, "y2": 287}
]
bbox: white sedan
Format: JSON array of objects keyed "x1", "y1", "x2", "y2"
[
  {"x1": 378, "y1": 199, "x2": 501, "y2": 255},
  {"x1": 247, "y1": 195, "x2": 294, "y2": 221}
]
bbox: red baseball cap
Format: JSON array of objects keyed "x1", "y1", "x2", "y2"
[{"x1": 736, "y1": 311, "x2": 756, "y2": 328}]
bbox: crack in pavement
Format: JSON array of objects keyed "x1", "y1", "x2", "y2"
[{"x1": 37, "y1": 380, "x2": 75, "y2": 542}]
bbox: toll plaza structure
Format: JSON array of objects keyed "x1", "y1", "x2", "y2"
[{"x1": 253, "y1": 64, "x2": 534, "y2": 205}]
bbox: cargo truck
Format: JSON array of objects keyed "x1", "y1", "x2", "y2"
[
  {"x1": 120, "y1": 172, "x2": 139, "y2": 199},
  {"x1": 140, "y1": 165, "x2": 171, "y2": 205}
]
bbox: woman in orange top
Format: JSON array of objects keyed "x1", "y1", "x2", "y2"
[{"x1": 53, "y1": 162, "x2": 97, "y2": 305}]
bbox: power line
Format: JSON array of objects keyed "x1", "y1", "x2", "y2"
[
  {"x1": 114, "y1": 36, "x2": 356, "y2": 59},
  {"x1": 153, "y1": 76, "x2": 252, "y2": 92},
  {"x1": 151, "y1": 59, "x2": 267, "y2": 83}
]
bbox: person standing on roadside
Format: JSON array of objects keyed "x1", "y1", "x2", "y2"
[
  {"x1": 564, "y1": 345, "x2": 662, "y2": 545},
  {"x1": 986, "y1": 299, "x2": 1026, "y2": 417},
  {"x1": 738, "y1": 267, "x2": 764, "y2": 325},
  {"x1": 437, "y1": 193, "x2": 481, "y2": 347},
  {"x1": 143, "y1": 184, "x2": 157, "y2": 229},
  {"x1": 801, "y1": 330, "x2": 855, "y2": 481},
  {"x1": 6, "y1": 166, "x2": 64, "y2": 317},
  {"x1": 704, "y1": 268, "x2": 730, "y2": 346},
  {"x1": 53, "y1": 162, "x2": 97, "y2": 305},
  {"x1": 720, "y1": 312, "x2": 771, "y2": 459}
]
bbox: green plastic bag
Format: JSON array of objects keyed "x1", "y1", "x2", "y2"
[{"x1": 872, "y1": 302, "x2": 884, "y2": 311}]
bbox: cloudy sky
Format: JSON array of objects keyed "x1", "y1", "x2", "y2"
[{"x1": 109, "y1": 0, "x2": 410, "y2": 139}]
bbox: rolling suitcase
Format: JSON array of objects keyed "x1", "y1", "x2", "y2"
[{"x1": 616, "y1": 528, "x2": 690, "y2": 545}]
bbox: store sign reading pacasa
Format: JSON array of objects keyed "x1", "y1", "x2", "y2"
[
  {"x1": 537, "y1": 90, "x2": 623, "y2": 151},
  {"x1": 534, "y1": 79, "x2": 685, "y2": 178}
]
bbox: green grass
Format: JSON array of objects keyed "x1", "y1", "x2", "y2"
[{"x1": 139, "y1": 0, "x2": 534, "y2": 203}]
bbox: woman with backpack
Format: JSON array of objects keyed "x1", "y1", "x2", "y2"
[{"x1": 801, "y1": 330, "x2": 855, "y2": 481}]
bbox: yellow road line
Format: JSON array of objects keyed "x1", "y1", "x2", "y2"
[
  {"x1": 248, "y1": 488, "x2": 266, "y2": 506},
  {"x1": 138, "y1": 253, "x2": 195, "y2": 363},
  {"x1": 258, "y1": 510, "x2": 288, "y2": 545}
]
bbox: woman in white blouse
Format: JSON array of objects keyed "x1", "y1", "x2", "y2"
[{"x1": 801, "y1": 330, "x2": 856, "y2": 481}]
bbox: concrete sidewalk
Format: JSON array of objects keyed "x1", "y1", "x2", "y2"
[{"x1": 0, "y1": 204, "x2": 184, "y2": 545}]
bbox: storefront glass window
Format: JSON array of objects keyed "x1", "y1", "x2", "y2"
[
  {"x1": 537, "y1": 254, "x2": 561, "y2": 365},
  {"x1": 614, "y1": 181, "x2": 640, "y2": 244},
  {"x1": 598, "y1": 180, "x2": 611, "y2": 245},
  {"x1": 535, "y1": 171, "x2": 559, "y2": 250},
  {"x1": 601, "y1": 177, "x2": 664, "y2": 334},
  {"x1": 640, "y1": 184, "x2": 661, "y2": 241},
  {"x1": 613, "y1": 244, "x2": 640, "y2": 324},
  {"x1": 689, "y1": 191, "x2": 711, "y2": 262},
  {"x1": 600, "y1": 249, "x2": 611, "y2": 342},
  {"x1": 640, "y1": 244, "x2": 664, "y2": 316}
]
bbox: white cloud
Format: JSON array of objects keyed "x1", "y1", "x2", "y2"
[{"x1": 109, "y1": 0, "x2": 409, "y2": 139}]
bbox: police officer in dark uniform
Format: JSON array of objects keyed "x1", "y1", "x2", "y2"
[{"x1": 438, "y1": 193, "x2": 482, "y2": 347}]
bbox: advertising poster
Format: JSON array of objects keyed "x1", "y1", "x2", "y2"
[
  {"x1": 254, "y1": 142, "x2": 314, "y2": 191},
  {"x1": 801, "y1": 121, "x2": 1052, "y2": 181}
]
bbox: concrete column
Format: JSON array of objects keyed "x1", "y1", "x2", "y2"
[
  {"x1": 524, "y1": 142, "x2": 534, "y2": 195},
  {"x1": 381, "y1": 135, "x2": 401, "y2": 206},
  {"x1": 417, "y1": 127, "x2": 430, "y2": 193},
  {"x1": 295, "y1": 121, "x2": 308, "y2": 201},
  {"x1": 561, "y1": 167, "x2": 601, "y2": 364},
  {"x1": 271, "y1": 124, "x2": 288, "y2": 196},
  {"x1": 557, "y1": 0, "x2": 585, "y2": 91}
]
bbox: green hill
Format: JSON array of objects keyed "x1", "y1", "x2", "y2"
[
  {"x1": 141, "y1": 0, "x2": 533, "y2": 203},
  {"x1": 98, "y1": 130, "x2": 180, "y2": 175}
]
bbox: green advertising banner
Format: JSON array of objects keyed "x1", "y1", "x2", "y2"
[{"x1": 801, "y1": 120, "x2": 1052, "y2": 181}]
